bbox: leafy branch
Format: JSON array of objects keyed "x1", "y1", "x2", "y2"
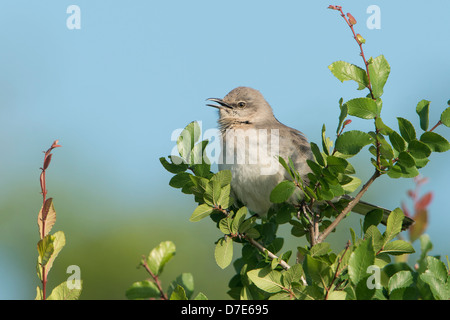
[
  {"x1": 154, "y1": 5, "x2": 450, "y2": 300},
  {"x1": 36, "y1": 140, "x2": 82, "y2": 300}
]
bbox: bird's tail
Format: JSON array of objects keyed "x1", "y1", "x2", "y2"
[{"x1": 342, "y1": 195, "x2": 414, "y2": 231}]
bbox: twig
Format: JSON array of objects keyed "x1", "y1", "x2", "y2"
[
  {"x1": 141, "y1": 256, "x2": 168, "y2": 300},
  {"x1": 38, "y1": 140, "x2": 61, "y2": 300},
  {"x1": 329, "y1": 5, "x2": 375, "y2": 100},
  {"x1": 325, "y1": 241, "x2": 351, "y2": 299},
  {"x1": 245, "y1": 236, "x2": 290, "y2": 270},
  {"x1": 429, "y1": 120, "x2": 442, "y2": 132}
]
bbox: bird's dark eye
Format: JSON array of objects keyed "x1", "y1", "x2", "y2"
[{"x1": 237, "y1": 101, "x2": 246, "y2": 108}]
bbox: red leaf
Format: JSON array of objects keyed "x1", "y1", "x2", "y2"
[
  {"x1": 347, "y1": 13, "x2": 357, "y2": 25},
  {"x1": 415, "y1": 192, "x2": 433, "y2": 211},
  {"x1": 43, "y1": 153, "x2": 53, "y2": 170}
]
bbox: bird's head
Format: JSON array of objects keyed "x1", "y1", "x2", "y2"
[{"x1": 206, "y1": 87, "x2": 275, "y2": 127}]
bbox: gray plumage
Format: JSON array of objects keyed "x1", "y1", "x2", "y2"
[{"x1": 207, "y1": 87, "x2": 413, "y2": 229}]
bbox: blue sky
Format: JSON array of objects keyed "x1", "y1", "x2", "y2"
[{"x1": 0, "y1": 1, "x2": 449, "y2": 299}]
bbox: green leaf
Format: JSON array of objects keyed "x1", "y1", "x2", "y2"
[
  {"x1": 147, "y1": 241, "x2": 176, "y2": 276},
  {"x1": 270, "y1": 180, "x2": 296, "y2": 203},
  {"x1": 35, "y1": 286, "x2": 43, "y2": 300},
  {"x1": 211, "y1": 170, "x2": 232, "y2": 187},
  {"x1": 310, "y1": 243, "x2": 331, "y2": 257},
  {"x1": 383, "y1": 208, "x2": 404, "y2": 244},
  {"x1": 247, "y1": 268, "x2": 284, "y2": 293},
  {"x1": 189, "y1": 204, "x2": 214, "y2": 222},
  {"x1": 363, "y1": 209, "x2": 384, "y2": 233},
  {"x1": 219, "y1": 217, "x2": 232, "y2": 234},
  {"x1": 37, "y1": 231, "x2": 66, "y2": 281},
  {"x1": 126, "y1": 280, "x2": 160, "y2": 300},
  {"x1": 388, "y1": 271, "x2": 413, "y2": 295},
  {"x1": 341, "y1": 176, "x2": 361, "y2": 194},
  {"x1": 388, "y1": 163, "x2": 420, "y2": 179},
  {"x1": 303, "y1": 255, "x2": 333, "y2": 287},
  {"x1": 397, "y1": 118, "x2": 416, "y2": 142},
  {"x1": 189, "y1": 139, "x2": 209, "y2": 167},
  {"x1": 282, "y1": 263, "x2": 304, "y2": 287},
  {"x1": 328, "y1": 61, "x2": 369, "y2": 90},
  {"x1": 424, "y1": 256, "x2": 448, "y2": 283},
  {"x1": 307, "y1": 160, "x2": 323, "y2": 176},
  {"x1": 375, "y1": 117, "x2": 393, "y2": 135},
  {"x1": 322, "y1": 124, "x2": 333, "y2": 156},
  {"x1": 348, "y1": 239, "x2": 375, "y2": 285},
  {"x1": 194, "y1": 292, "x2": 208, "y2": 300},
  {"x1": 416, "y1": 100, "x2": 431, "y2": 131},
  {"x1": 397, "y1": 151, "x2": 416, "y2": 168},
  {"x1": 217, "y1": 184, "x2": 232, "y2": 209},
  {"x1": 215, "y1": 237, "x2": 233, "y2": 269},
  {"x1": 408, "y1": 140, "x2": 432, "y2": 159},
  {"x1": 345, "y1": 97, "x2": 379, "y2": 119},
  {"x1": 420, "y1": 131, "x2": 450, "y2": 152},
  {"x1": 245, "y1": 228, "x2": 260, "y2": 239},
  {"x1": 278, "y1": 156, "x2": 295, "y2": 180},
  {"x1": 47, "y1": 281, "x2": 82, "y2": 300},
  {"x1": 310, "y1": 142, "x2": 325, "y2": 166},
  {"x1": 367, "y1": 55, "x2": 390, "y2": 98},
  {"x1": 170, "y1": 285, "x2": 188, "y2": 300},
  {"x1": 204, "y1": 180, "x2": 222, "y2": 206},
  {"x1": 232, "y1": 207, "x2": 247, "y2": 234},
  {"x1": 381, "y1": 240, "x2": 415, "y2": 255},
  {"x1": 327, "y1": 290, "x2": 347, "y2": 300},
  {"x1": 168, "y1": 273, "x2": 195, "y2": 299},
  {"x1": 177, "y1": 121, "x2": 201, "y2": 160},
  {"x1": 239, "y1": 215, "x2": 257, "y2": 233},
  {"x1": 37, "y1": 234, "x2": 55, "y2": 267},
  {"x1": 169, "y1": 172, "x2": 192, "y2": 189},
  {"x1": 389, "y1": 131, "x2": 406, "y2": 152},
  {"x1": 159, "y1": 156, "x2": 188, "y2": 174},
  {"x1": 275, "y1": 203, "x2": 296, "y2": 224},
  {"x1": 440, "y1": 107, "x2": 450, "y2": 127},
  {"x1": 335, "y1": 130, "x2": 373, "y2": 156},
  {"x1": 326, "y1": 156, "x2": 348, "y2": 174},
  {"x1": 420, "y1": 256, "x2": 450, "y2": 299},
  {"x1": 355, "y1": 275, "x2": 375, "y2": 300},
  {"x1": 365, "y1": 225, "x2": 384, "y2": 253}
]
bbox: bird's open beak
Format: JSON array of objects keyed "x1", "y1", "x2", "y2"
[{"x1": 206, "y1": 98, "x2": 233, "y2": 109}]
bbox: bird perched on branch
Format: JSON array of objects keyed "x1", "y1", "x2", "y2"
[{"x1": 207, "y1": 86, "x2": 414, "y2": 229}]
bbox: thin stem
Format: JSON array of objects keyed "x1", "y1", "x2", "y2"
[
  {"x1": 37, "y1": 140, "x2": 61, "y2": 300},
  {"x1": 325, "y1": 241, "x2": 351, "y2": 299},
  {"x1": 142, "y1": 256, "x2": 168, "y2": 300},
  {"x1": 332, "y1": 6, "x2": 374, "y2": 100},
  {"x1": 245, "y1": 236, "x2": 291, "y2": 271},
  {"x1": 429, "y1": 120, "x2": 442, "y2": 132}
]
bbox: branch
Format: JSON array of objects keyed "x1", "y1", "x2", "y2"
[
  {"x1": 325, "y1": 241, "x2": 351, "y2": 299},
  {"x1": 38, "y1": 140, "x2": 61, "y2": 300},
  {"x1": 330, "y1": 5, "x2": 375, "y2": 100},
  {"x1": 316, "y1": 169, "x2": 381, "y2": 243},
  {"x1": 141, "y1": 256, "x2": 168, "y2": 300},
  {"x1": 245, "y1": 237, "x2": 290, "y2": 269},
  {"x1": 429, "y1": 120, "x2": 442, "y2": 132}
]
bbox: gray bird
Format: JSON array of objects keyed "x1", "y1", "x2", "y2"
[{"x1": 206, "y1": 86, "x2": 414, "y2": 229}]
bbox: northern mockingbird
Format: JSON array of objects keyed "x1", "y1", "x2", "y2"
[{"x1": 206, "y1": 86, "x2": 414, "y2": 228}]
